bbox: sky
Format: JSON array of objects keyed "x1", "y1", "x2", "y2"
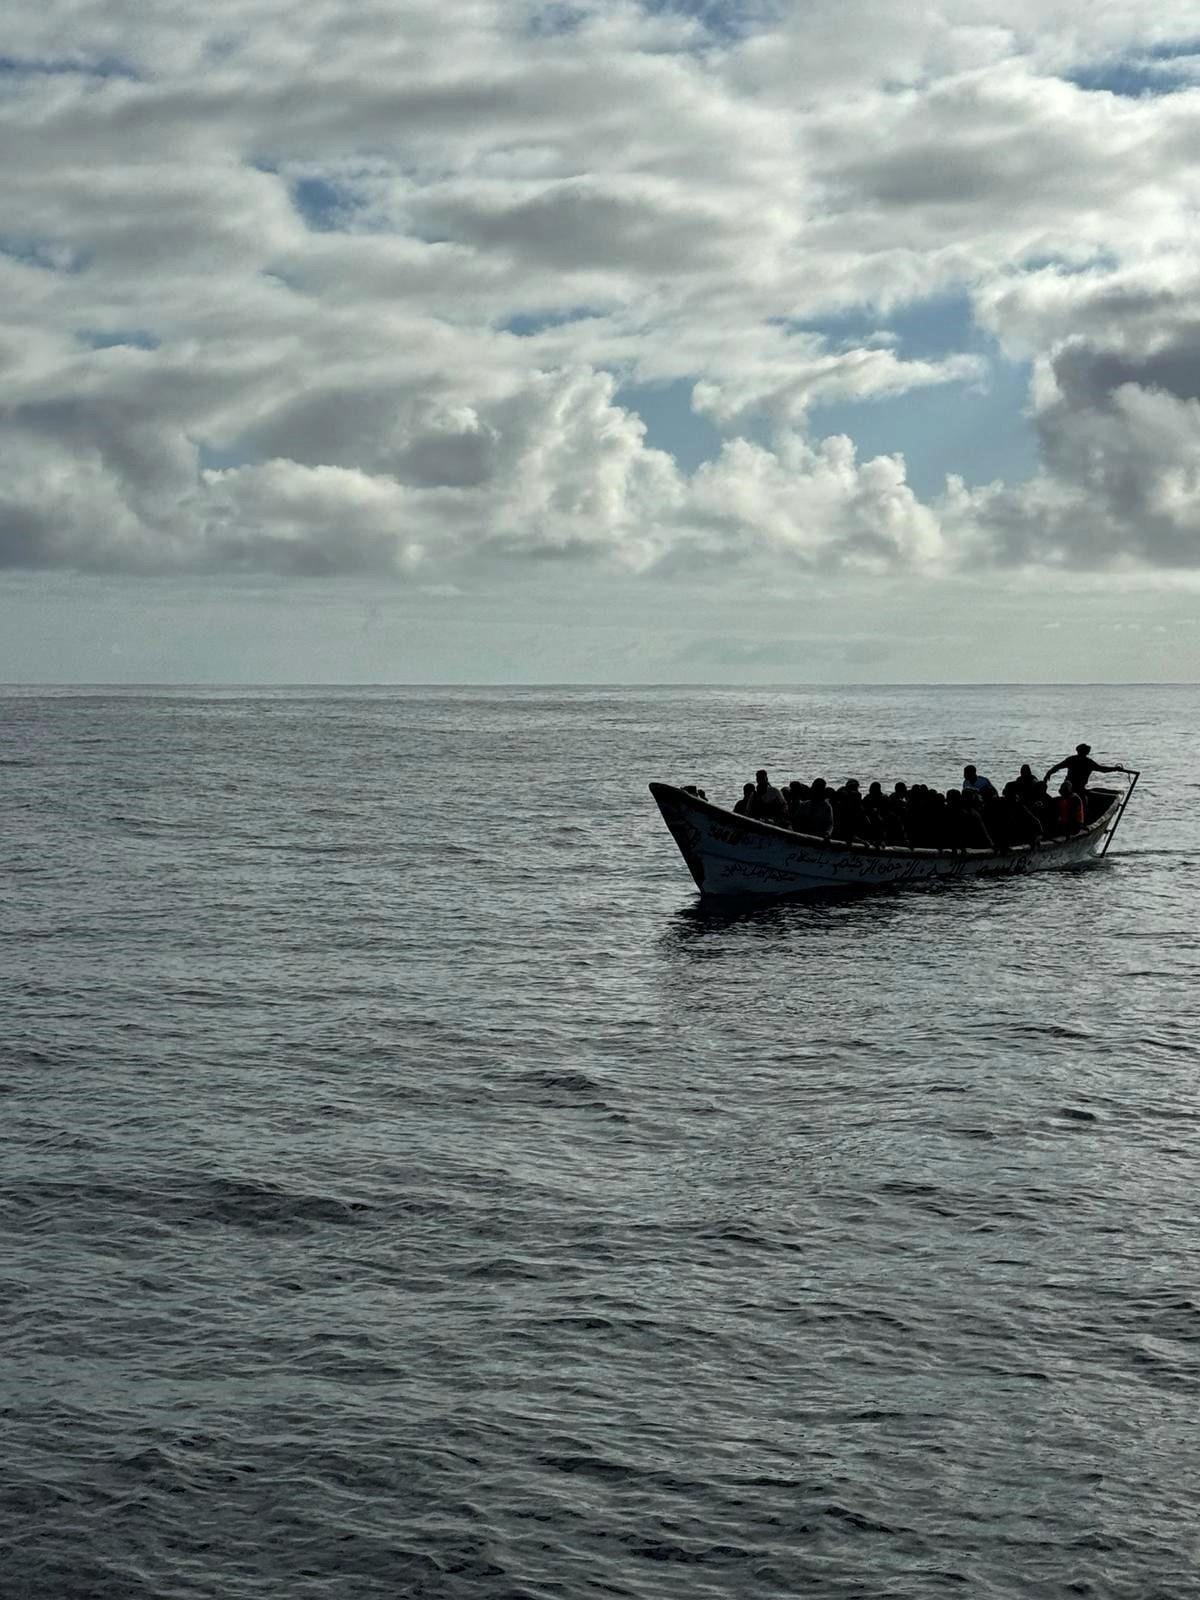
[{"x1": 3, "y1": 0, "x2": 1200, "y2": 682}]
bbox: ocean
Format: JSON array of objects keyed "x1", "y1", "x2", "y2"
[{"x1": 3, "y1": 683, "x2": 1198, "y2": 1599}]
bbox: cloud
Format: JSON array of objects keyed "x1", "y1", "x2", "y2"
[
  {"x1": 202, "y1": 462, "x2": 424, "y2": 576},
  {"x1": 692, "y1": 344, "x2": 984, "y2": 430},
  {"x1": 3, "y1": 0, "x2": 1200, "y2": 581},
  {"x1": 943, "y1": 319, "x2": 1200, "y2": 569},
  {"x1": 684, "y1": 434, "x2": 945, "y2": 572}
]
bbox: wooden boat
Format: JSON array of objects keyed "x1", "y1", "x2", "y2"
[{"x1": 649, "y1": 781, "x2": 1136, "y2": 900}]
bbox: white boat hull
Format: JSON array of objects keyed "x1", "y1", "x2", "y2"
[{"x1": 650, "y1": 782, "x2": 1123, "y2": 899}]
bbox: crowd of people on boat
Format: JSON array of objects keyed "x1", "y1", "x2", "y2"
[{"x1": 685, "y1": 744, "x2": 1131, "y2": 853}]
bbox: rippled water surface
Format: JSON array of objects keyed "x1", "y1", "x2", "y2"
[{"x1": 3, "y1": 684, "x2": 1199, "y2": 1599}]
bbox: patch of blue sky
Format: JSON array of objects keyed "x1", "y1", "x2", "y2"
[
  {"x1": 616, "y1": 291, "x2": 1039, "y2": 493},
  {"x1": 1018, "y1": 249, "x2": 1117, "y2": 276},
  {"x1": 198, "y1": 442, "x2": 252, "y2": 473},
  {"x1": 615, "y1": 377, "x2": 725, "y2": 473},
  {"x1": 1065, "y1": 42, "x2": 1200, "y2": 97},
  {"x1": 775, "y1": 292, "x2": 1038, "y2": 494},
  {"x1": 260, "y1": 268, "x2": 303, "y2": 295},
  {"x1": 0, "y1": 53, "x2": 138, "y2": 80},
  {"x1": 789, "y1": 288, "x2": 979, "y2": 363},
  {"x1": 0, "y1": 237, "x2": 89, "y2": 273},
  {"x1": 807, "y1": 356, "x2": 1037, "y2": 499},
  {"x1": 525, "y1": 4, "x2": 588, "y2": 38},
  {"x1": 616, "y1": 365, "x2": 1037, "y2": 494},
  {"x1": 524, "y1": 0, "x2": 777, "y2": 43},
  {"x1": 289, "y1": 176, "x2": 367, "y2": 234},
  {"x1": 503, "y1": 307, "x2": 607, "y2": 336},
  {"x1": 80, "y1": 329, "x2": 160, "y2": 351},
  {"x1": 1144, "y1": 37, "x2": 1200, "y2": 61},
  {"x1": 636, "y1": 0, "x2": 782, "y2": 44},
  {"x1": 201, "y1": 34, "x2": 242, "y2": 66}
]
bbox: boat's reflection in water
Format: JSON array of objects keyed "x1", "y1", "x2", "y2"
[
  {"x1": 665, "y1": 882, "x2": 916, "y2": 945},
  {"x1": 661, "y1": 859, "x2": 1107, "y2": 948}
]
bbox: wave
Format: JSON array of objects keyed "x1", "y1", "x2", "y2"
[{"x1": 1, "y1": 1173, "x2": 379, "y2": 1235}]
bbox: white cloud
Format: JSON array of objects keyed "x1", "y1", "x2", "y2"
[
  {"x1": 3, "y1": 0, "x2": 1200, "y2": 585},
  {"x1": 687, "y1": 433, "x2": 945, "y2": 571},
  {"x1": 692, "y1": 345, "x2": 984, "y2": 430}
]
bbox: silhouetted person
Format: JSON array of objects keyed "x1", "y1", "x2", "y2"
[
  {"x1": 1010, "y1": 763, "x2": 1041, "y2": 805},
  {"x1": 999, "y1": 791, "x2": 1043, "y2": 847},
  {"x1": 921, "y1": 789, "x2": 947, "y2": 847},
  {"x1": 1044, "y1": 743, "x2": 1126, "y2": 793},
  {"x1": 962, "y1": 764, "x2": 997, "y2": 797},
  {"x1": 963, "y1": 801, "x2": 994, "y2": 852},
  {"x1": 1056, "y1": 781, "x2": 1085, "y2": 834},
  {"x1": 927, "y1": 791, "x2": 949, "y2": 848},
  {"x1": 1038, "y1": 787, "x2": 1061, "y2": 837},
  {"x1": 749, "y1": 768, "x2": 788, "y2": 826},
  {"x1": 947, "y1": 788, "x2": 993, "y2": 851},
  {"x1": 794, "y1": 788, "x2": 834, "y2": 839},
  {"x1": 786, "y1": 780, "x2": 811, "y2": 828},
  {"x1": 982, "y1": 789, "x2": 1008, "y2": 848},
  {"x1": 833, "y1": 785, "x2": 872, "y2": 845},
  {"x1": 733, "y1": 782, "x2": 755, "y2": 816},
  {"x1": 864, "y1": 781, "x2": 891, "y2": 845}
]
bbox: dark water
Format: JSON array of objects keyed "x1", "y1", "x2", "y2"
[{"x1": 3, "y1": 684, "x2": 1198, "y2": 1599}]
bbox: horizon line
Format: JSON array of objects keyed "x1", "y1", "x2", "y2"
[{"x1": 3, "y1": 680, "x2": 1199, "y2": 691}]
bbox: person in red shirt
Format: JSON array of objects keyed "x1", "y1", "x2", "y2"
[{"x1": 1056, "y1": 781, "x2": 1086, "y2": 834}]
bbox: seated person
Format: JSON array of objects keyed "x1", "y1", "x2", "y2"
[
  {"x1": 1011, "y1": 763, "x2": 1041, "y2": 804},
  {"x1": 832, "y1": 785, "x2": 873, "y2": 845},
  {"x1": 885, "y1": 784, "x2": 910, "y2": 845},
  {"x1": 904, "y1": 785, "x2": 938, "y2": 848},
  {"x1": 928, "y1": 791, "x2": 951, "y2": 848},
  {"x1": 982, "y1": 790, "x2": 1009, "y2": 848},
  {"x1": 733, "y1": 781, "x2": 755, "y2": 816},
  {"x1": 1056, "y1": 781, "x2": 1086, "y2": 835},
  {"x1": 963, "y1": 764, "x2": 997, "y2": 796},
  {"x1": 748, "y1": 768, "x2": 789, "y2": 826},
  {"x1": 864, "y1": 781, "x2": 901, "y2": 845},
  {"x1": 884, "y1": 808, "x2": 909, "y2": 848},
  {"x1": 998, "y1": 791, "x2": 1043, "y2": 847},
  {"x1": 793, "y1": 781, "x2": 834, "y2": 839},
  {"x1": 946, "y1": 789, "x2": 994, "y2": 851},
  {"x1": 786, "y1": 780, "x2": 811, "y2": 828}
]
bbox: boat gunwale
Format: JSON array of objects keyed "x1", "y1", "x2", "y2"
[{"x1": 648, "y1": 781, "x2": 1122, "y2": 862}]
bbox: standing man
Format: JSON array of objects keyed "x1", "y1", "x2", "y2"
[{"x1": 1043, "y1": 744, "x2": 1127, "y2": 792}]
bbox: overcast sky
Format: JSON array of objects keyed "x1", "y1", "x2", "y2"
[{"x1": 3, "y1": 0, "x2": 1200, "y2": 681}]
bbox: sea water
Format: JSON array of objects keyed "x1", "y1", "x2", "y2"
[{"x1": 2, "y1": 684, "x2": 1198, "y2": 1598}]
